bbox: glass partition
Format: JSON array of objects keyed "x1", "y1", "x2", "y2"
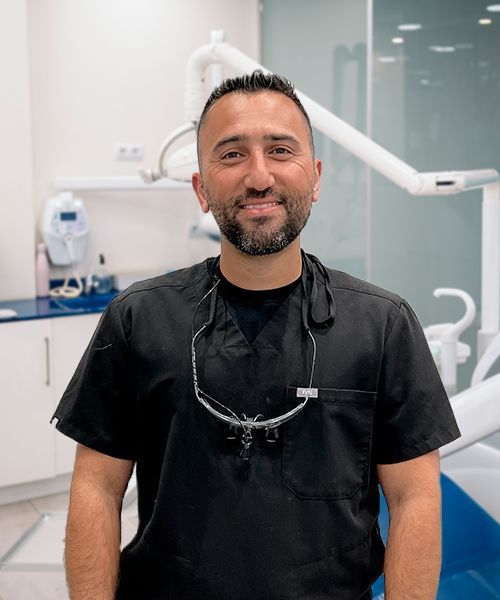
[
  {"x1": 371, "y1": 0, "x2": 500, "y2": 389},
  {"x1": 262, "y1": 0, "x2": 500, "y2": 390}
]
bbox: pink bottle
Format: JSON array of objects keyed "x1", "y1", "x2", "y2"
[{"x1": 36, "y1": 243, "x2": 50, "y2": 298}]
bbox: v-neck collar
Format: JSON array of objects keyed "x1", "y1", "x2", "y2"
[
  {"x1": 220, "y1": 279, "x2": 303, "y2": 347},
  {"x1": 195, "y1": 251, "x2": 337, "y2": 342}
]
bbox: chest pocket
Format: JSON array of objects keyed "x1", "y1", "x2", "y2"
[{"x1": 282, "y1": 387, "x2": 376, "y2": 500}]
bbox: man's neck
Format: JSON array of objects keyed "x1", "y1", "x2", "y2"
[{"x1": 219, "y1": 238, "x2": 302, "y2": 290}]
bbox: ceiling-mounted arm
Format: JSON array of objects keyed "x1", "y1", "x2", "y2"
[
  {"x1": 185, "y1": 42, "x2": 423, "y2": 193},
  {"x1": 185, "y1": 41, "x2": 499, "y2": 189}
]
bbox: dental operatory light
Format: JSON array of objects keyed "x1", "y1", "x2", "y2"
[
  {"x1": 398, "y1": 23, "x2": 422, "y2": 31},
  {"x1": 479, "y1": 18, "x2": 493, "y2": 24},
  {"x1": 139, "y1": 121, "x2": 196, "y2": 184},
  {"x1": 392, "y1": 37, "x2": 404, "y2": 44},
  {"x1": 139, "y1": 132, "x2": 220, "y2": 240},
  {"x1": 139, "y1": 31, "x2": 226, "y2": 187},
  {"x1": 486, "y1": 3, "x2": 500, "y2": 11}
]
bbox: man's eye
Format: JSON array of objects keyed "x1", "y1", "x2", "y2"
[
  {"x1": 221, "y1": 151, "x2": 241, "y2": 160},
  {"x1": 271, "y1": 147, "x2": 291, "y2": 155}
]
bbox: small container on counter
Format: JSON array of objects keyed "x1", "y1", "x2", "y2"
[
  {"x1": 35, "y1": 243, "x2": 50, "y2": 298},
  {"x1": 93, "y1": 254, "x2": 113, "y2": 295}
]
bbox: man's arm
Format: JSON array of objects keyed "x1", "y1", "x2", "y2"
[
  {"x1": 377, "y1": 450, "x2": 442, "y2": 600},
  {"x1": 65, "y1": 443, "x2": 135, "y2": 600}
]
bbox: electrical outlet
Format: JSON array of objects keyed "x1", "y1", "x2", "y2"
[{"x1": 115, "y1": 143, "x2": 144, "y2": 161}]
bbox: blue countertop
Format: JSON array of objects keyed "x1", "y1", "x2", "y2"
[{"x1": 0, "y1": 291, "x2": 118, "y2": 322}]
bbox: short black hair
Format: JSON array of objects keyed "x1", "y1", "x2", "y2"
[{"x1": 196, "y1": 70, "x2": 314, "y2": 163}]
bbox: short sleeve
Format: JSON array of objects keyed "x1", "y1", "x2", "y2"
[
  {"x1": 50, "y1": 299, "x2": 137, "y2": 460},
  {"x1": 374, "y1": 299, "x2": 461, "y2": 464}
]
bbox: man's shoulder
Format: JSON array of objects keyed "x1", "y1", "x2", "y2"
[
  {"x1": 113, "y1": 258, "x2": 213, "y2": 306},
  {"x1": 327, "y1": 267, "x2": 403, "y2": 310}
]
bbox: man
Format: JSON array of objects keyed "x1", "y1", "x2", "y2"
[{"x1": 52, "y1": 71, "x2": 460, "y2": 599}]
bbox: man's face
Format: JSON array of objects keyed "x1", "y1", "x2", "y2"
[{"x1": 192, "y1": 91, "x2": 321, "y2": 256}]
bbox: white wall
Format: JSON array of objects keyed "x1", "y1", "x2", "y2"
[
  {"x1": 1, "y1": 0, "x2": 260, "y2": 301},
  {"x1": 0, "y1": 0, "x2": 36, "y2": 301}
]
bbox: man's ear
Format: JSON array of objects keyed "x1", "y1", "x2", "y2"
[
  {"x1": 192, "y1": 172, "x2": 210, "y2": 213},
  {"x1": 312, "y1": 159, "x2": 322, "y2": 203}
]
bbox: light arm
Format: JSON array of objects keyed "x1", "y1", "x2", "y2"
[{"x1": 185, "y1": 41, "x2": 499, "y2": 194}]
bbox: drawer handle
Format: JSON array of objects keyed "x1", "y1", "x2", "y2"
[{"x1": 44, "y1": 336, "x2": 50, "y2": 386}]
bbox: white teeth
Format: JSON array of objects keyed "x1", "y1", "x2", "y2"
[{"x1": 242, "y1": 202, "x2": 280, "y2": 210}]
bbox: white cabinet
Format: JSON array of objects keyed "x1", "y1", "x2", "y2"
[
  {"x1": 0, "y1": 313, "x2": 101, "y2": 489},
  {"x1": 51, "y1": 314, "x2": 100, "y2": 474},
  {"x1": 0, "y1": 320, "x2": 55, "y2": 487}
]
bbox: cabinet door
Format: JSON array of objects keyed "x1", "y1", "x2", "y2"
[
  {"x1": 51, "y1": 313, "x2": 101, "y2": 474},
  {"x1": 0, "y1": 320, "x2": 56, "y2": 487}
]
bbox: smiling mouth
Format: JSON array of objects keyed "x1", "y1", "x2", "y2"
[{"x1": 241, "y1": 201, "x2": 282, "y2": 210}]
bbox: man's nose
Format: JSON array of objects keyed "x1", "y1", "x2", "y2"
[{"x1": 243, "y1": 151, "x2": 275, "y2": 191}]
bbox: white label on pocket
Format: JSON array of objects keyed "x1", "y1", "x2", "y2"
[{"x1": 296, "y1": 388, "x2": 318, "y2": 398}]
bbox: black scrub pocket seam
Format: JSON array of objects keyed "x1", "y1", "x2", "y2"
[{"x1": 282, "y1": 387, "x2": 376, "y2": 500}]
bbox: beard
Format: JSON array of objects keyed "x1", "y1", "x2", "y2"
[{"x1": 205, "y1": 185, "x2": 314, "y2": 256}]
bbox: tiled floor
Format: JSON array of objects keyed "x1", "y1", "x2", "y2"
[{"x1": 0, "y1": 492, "x2": 138, "y2": 600}]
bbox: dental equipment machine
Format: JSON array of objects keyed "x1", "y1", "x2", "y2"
[{"x1": 42, "y1": 191, "x2": 89, "y2": 298}]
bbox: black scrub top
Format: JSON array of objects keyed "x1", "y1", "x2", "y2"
[{"x1": 51, "y1": 253, "x2": 460, "y2": 600}]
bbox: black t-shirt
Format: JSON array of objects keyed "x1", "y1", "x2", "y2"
[{"x1": 217, "y1": 271, "x2": 301, "y2": 344}]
